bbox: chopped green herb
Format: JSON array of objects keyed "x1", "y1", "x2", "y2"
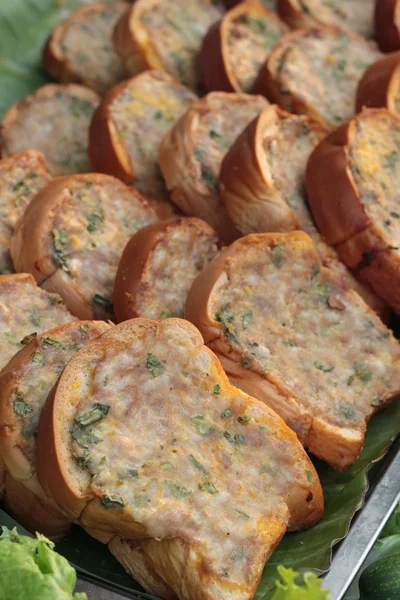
[
  {"x1": 29, "y1": 308, "x2": 40, "y2": 327},
  {"x1": 182, "y1": 371, "x2": 189, "y2": 377},
  {"x1": 101, "y1": 494, "x2": 125, "y2": 508},
  {"x1": 215, "y1": 304, "x2": 234, "y2": 324},
  {"x1": 242, "y1": 357, "x2": 250, "y2": 366},
  {"x1": 103, "y1": 375, "x2": 109, "y2": 386},
  {"x1": 194, "y1": 147, "x2": 204, "y2": 162},
  {"x1": 283, "y1": 340, "x2": 295, "y2": 348},
  {"x1": 76, "y1": 403, "x2": 110, "y2": 427},
  {"x1": 199, "y1": 482, "x2": 218, "y2": 494},
  {"x1": 159, "y1": 311, "x2": 171, "y2": 319},
  {"x1": 372, "y1": 397, "x2": 383, "y2": 407},
  {"x1": 13, "y1": 392, "x2": 32, "y2": 418},
  {"x1": 87, "y1": 210, "x2": 104, "y2": 233},
  {"x1": 42, "y1": 337, "x2": 65, "y2": 350},
  {"x1": 165, "y1": 481, "x2": 190, "y2": 498},
  {"x1": 241, "y1": 310, "x2": 253, "y2": 330},
  {"x1": 316, "y1": 282, "x2": 332, "y2": 302},
  {"x1": 73, "y1": 450, "x2": 90, "y2": 468},
  {"x1": 354, "y1": 362, "x2": 372, "y2": 383},
  {"x1": 231, "y1": 546, "x2": 244, "y2": 562},
  {"x1": 52, "y1": 228, "x2": 70, "y2": 272},
  {"x1": 189, "y1": 454, "x2": 208, "y2": 476},
  {"x1": 31, "y1": 351, "x2": 44, "y2": 364},
  {"x1": 271, "y1": 244, "x2": 284, "y2": 268},
  {"x1": 306, "y1": 469, "x2": 313, "y2": 483},
  {"x1": 146, "y1": 353, "x2": 165, "y2": 377},
  {"x1": 128, "y1": 468, "x2": 139, "y2": 478},
  {"x1": 162, "y1": 274, "x2": 172, "y2": 283},
  {"x1": 339, "y1": 401, "x2": 356, "y2": 420},
  {"x1": 79, "y1": 323, "x2": 89, "y2": 333},
  {"x1": 190, "y1": 415, "x2": 214, "y2": 435},
  {"x1": 234, "y1": 509, "x2": 250, "y2": 521},
  {"x1": 221, "y1": 408, "x2": 232, "y2": 418},
  {"x1": 134, "y1": 494, "x2": 148, "y2": 507},
  {"x1": 311, "y1": 263, "x2": 320, "y2": 279},
  {"x1": 237, "y1": 416, "x2": 251, "y2": 424},
  {"x1": 224, "y1": 431, "x2": 245, "y2": 445},
  {"x1": 347, "y1": 375, "x2": 355, "y2": 386},
  {"x1": 70, "y1": 425, "x2": 99, "y2": 449},
  {"x1": 160, "y1": 462, "x2": 173, "y2": 470},
  {"x1": 314, "y1": 362, "x2": 335, "y2": 373},
  {"x1": 213, "y1": 384, "x2": 221, "y2": 395},
  {"x1": 92, "y1": 294, "x2": 113, "y2": 312},
  {"x1": 201, "y1": 166, "x2": 218, "y2": 190},
  {"x1": 153, "y1": 110, "x2": 163, "y2": 120}
]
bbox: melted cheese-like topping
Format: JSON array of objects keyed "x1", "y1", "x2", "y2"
[
  {"x1": 226, "y1": 7, "x2": 286, "y2": 91},
  {"x1": 45, "y1": 177, "x2": 157, "y2": 319},
  {"x1": 1, "y1": 87, "x2": 99, "y2": 176},
  {"x1": 291, "y1": 0, "x2": 375, "y2": 39},
  {"x1": 139, "y1": 0, "x2": 223, "y2": 90},
  {"x1": 274, "y1": 28, "x2": 379, "y2": 127},
  {"x1": 210, "y1": 236, "x2": 400, "y2": 428},
  {"x1": 349, "y1": 111, "x2": 400, "y2": 252},
  {"x1": 110, "y1": 72, "x2": 196, "y2": 199},
  {"x1": 0, "y1": 276, "x2": 73, "y2": 371},
  {"x1": 136, "y1": 220, "x2": 219, "y2": 318},
  {"x1": 0, "y1": 152, "x2": 50, "y2": 275},
  {"x1": 68, "y1": 321, "x2": 312, "y2": 587},
  {"x1": 57, "y1": 3, "x2": 127, "y2": 95}
]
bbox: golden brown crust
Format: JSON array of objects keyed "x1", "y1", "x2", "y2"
[
  {"x1": 375, "y1": 0, "x2": 400, "y2": 52},
  {"x1": 277, "y1": 0, "x2": 316, "y2": 29},
  {"x1": 185, "y1": 231, "x2": 394, "y2": 469},
  {"x1": 356, "y1": 52, "x2": 400, "y2": 114},
  {"x1": 113, "y1": 217, "x2": 221, "y2": 322},
  {"x1": 200, "y1": 2, "x2": 287, "y2": 93}
]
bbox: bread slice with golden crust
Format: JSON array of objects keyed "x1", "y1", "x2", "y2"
[
  {"x1": 186, "y1": 231, "x2": 400, "y2": 469},
  {"x1": 36, "y1": 317, "x2": 323, "y2": 600},
  {"x1": 89, "y1": 70, "x2": 196, "y2": 211},
  {"x1": 159, "y1": 92, "x2": 267, "y2": 242},
  {"x1": 0, "y1": 151, "x2": 51, "y2": 275},
  {"x1": 356, "y1": 52, "x2": 400, "y2": 116},
  {"x1": 10, "y1": 174, "x2": 157, "y2": 320},
  {"x1": 253, "y1": 26, "x2": 380, "y2": 129},
  {"x1": 306, "y1": 108, "x2": 400, "y2": 313},
  {"x1": 113, "y1": 0, "x2": 224, "y2": 91},
  {"x1": 0, "y1": 84, "x2": 100, "y2": 176},
  {"x1": 0, "y1": 320, "x2": 110, "y2": 538},
  {"x1": 200, "y1": 1, "x2": 288, "y2": 93},
  {"x1": 375, "y1": 0, "x2": 400, "y2": 52},
  {"x1": 277, "y1": 0, "x2": 375, "y2": 39},
  {"x1": 114, "y1": 217, "x2": 221, "y2": 322},
  {"x1": 219, "y1": 104, "x2": 388, "y2": 318},
  {"x1": 43, "y1": 2, "x2": 129, "y2": 95}
]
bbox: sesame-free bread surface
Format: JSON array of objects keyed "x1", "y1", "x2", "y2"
[
  {"x1": 278, "y1": 0, "x2": 375, "y2": 39},
  {"x1": 89, "y1": 70, "x2": 196, "y2": 208},
  {"x1": 159, "y1": 92, "x2": 267, "y2": 242},
  {"x1": 356, "y1": 52, "x2": 400, "y2": 116},
  {"x1": 43, "y1": 2, "x2": 129, "y2": 95},
  {"x1": 114, "y1": 217, "x2": 221, "y2": 322},
  {"x1": 114, "y1": 0, "x2": 224, "y2": 91},
  {"x1": 0, "y1": 320, "x2": 110, "y2": 538},
  {"x1": 186, "y1": 232, "x2": 400, "y2": 469},
  {"x1": 253, "y1": 26, "x2": 380, "y2": 129},
  {"x1": 10, "y1": 174, "x2": 157, "y2": 320},
  {"x1": 200, "y1": 1, "x2": 288, "y2": 93},
  {"x1": 306, "y1": 108, "x2": 400, "y2": 313},
  {"x1": 219, "y1": 104, "x2": 387, "y2": 317},
  {"x1": 0, "y1": 84, "x2": 100, "y2": 176},
  {"x1": 375, "y1": 0, "x2": 400, "y2": 52},
  {"x1": 0, "y1": 151, "x2": 51, "y2": 275},
  {"x1": 36, "y1": 317, "x2": 323, "y2": 600}
]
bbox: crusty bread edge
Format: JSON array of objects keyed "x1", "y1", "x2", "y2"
[
  {"x1": 356, "y1": 52, "x2": 400, "y2": 113},
  {"x1": 375, "y1": 0, "x2": 400, "y2": 52}
]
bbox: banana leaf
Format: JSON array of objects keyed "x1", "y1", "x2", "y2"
[{"x1": 0, "y1": 1, "x2": 399, "y2": 597}]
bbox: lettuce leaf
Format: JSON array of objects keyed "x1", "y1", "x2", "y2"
[
  {"x1": 0, "y1": 527, "x2": 87, "y2": 600},
  {"x1": 265, "y1": 566, "x2": 331, "y2": 600}
]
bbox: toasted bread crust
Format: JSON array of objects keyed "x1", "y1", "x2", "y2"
[
  {"x1": 113, "y1": 217, "x2": 221, "y2": 322},
  {"x1": 43, "y1": 2, "x2": 129, "y2": 95},
  {"x1": 200, "y1": 1, "x2": 287, "y2": 93},
  {"x1": 10, "y1": 173, "x2": 157, "y2": 319},
  {"x1": 306, "y1": 108, "x2": 400, "y2": 311},
  {"x1": 186, "y1": 232, "x2": 400, "y2": 469},
  {"x1": 375, "y1": 0, "x2": 400, "y2": 52},
  {"x1": 356, "y1": 52, "x2": 400, "y2": 114},
  {"x1": 0, "y1": 84, "x2": 100, "y2": 176},
  {"x1": 159, "y1": 92, "x2": 267, "y2": 243},
  {"x1": 37, "y1": 318, "x2": 323, "y2": 599},
  {"x1": 253, "y1": 25, "x2": 380, "y2": 129}
]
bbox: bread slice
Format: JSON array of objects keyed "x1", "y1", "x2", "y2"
[
  {"x1": 277, "y1": 0, "x2": 375, "y2": 39},
  {"x1": 89, "y1": 70, "x2": 196, "y2": 211},
  {"x1": 253, "y1": 26, "x2": 380, "y2": 129},
  {"x1": 36, "y1": 317, "x2": 323, "y2": 600},
  {"x1": 0, "y1": 151, "x2": 51, "y2": 275},
  {"x1": 0, "y1": 84, "x2": 100, "y2": 176},
  {"x1": 114, "y1": 217, "x2": 221, "y2": 322},
  {"x1": 219, "y1": 104, "x2": 388, "y2": 318},
  {"x1": 113, "y1": 0, "x2": 224, "y2": 91},
  {"x1": 0, "y1": 320, "x2": 110, "y2": 538},
  {"x1": 375, "y1": 0, "x2": 400, "y2": 52},
  {"x1": 159, "y1": 92, "x2": 267, "y2": 242},
  {"x1": 200, "y1": 1, "x2": 288, "y2": 93},
  {"x1": 10, "y1": 174, "x2": 157, "y2": 320},
  {"x1": 186, "y1": 231, "x2": 400, "y2": 469},
  {"x1": 43, "y1": 2, "x2": 129, "y2": 95},
  {"x1": 0, "y1": 274, "x2": 73, "y2": 373},
  {"x1": 356, "y1": 52, "x2": 400, "y2": 115},
  {"x1": 306, "y1": 108, "x2": 400, "y2": 313}
]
